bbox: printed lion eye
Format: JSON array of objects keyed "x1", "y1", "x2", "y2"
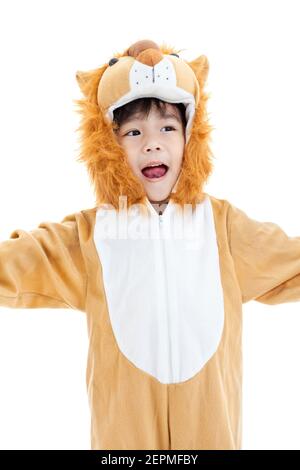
[
  {"x1": 109, "y1": 58, "x2": 119, "y2": 66},
  {"x1": 169, "y1": 53, "x2": 179, "y2": 58}
]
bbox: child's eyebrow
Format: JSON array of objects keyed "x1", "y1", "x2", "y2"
[
  {"x1": 123, "y1": 113, "x2": 182, "y2": 125},
  {"x1": 160, "y1": 113, "x2": 182, "y2": 124}
]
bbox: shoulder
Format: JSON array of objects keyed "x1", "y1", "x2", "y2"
[
  {"x1": 205, "y1": 192, "x2": 231, "y2": 217},
  {"x1": 58, "y1": 207, "x2": 98, "y2": 244}
]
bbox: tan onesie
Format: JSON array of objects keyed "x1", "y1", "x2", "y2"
[{"x1": 1, "y1": 192, "x2": 300, "y2": 450}]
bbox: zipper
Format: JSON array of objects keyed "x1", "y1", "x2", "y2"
[
  {"x1": 158, "y1": 208, "x2": 163, "y2": 217},
  {"x1": 158, "y1": 212, "x2": 173, "y2": 382}
]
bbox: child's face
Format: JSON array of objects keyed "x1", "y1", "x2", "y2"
[{"x1": 115, "y1": 103, "x2": 186, "y2": 202}]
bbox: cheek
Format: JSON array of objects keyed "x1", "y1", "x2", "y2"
[
  {"x1": 172, "y1": 149, "x2": 184, "y2": 170},
  {"x1": 171, "y1": 136, "x2": 185, "y2": 161},
  {"x1": 123, "y1": 150, "x2": 140, "y2": 176},
  {"x1": 118, "y1": 142, "x2": 136, "y2": 164}
]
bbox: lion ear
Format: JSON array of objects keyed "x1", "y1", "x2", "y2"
[
  {"x1": 75, "y1": 70, "x2": 93, "y2": 95},
  {"x1": 75, "y1": 65, "x2": 108, "y2": 99},
  {"x1": 188, "y1": 54, "x2": 209, "y2": 89}
]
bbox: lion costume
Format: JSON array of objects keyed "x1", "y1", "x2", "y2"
[{"x1": 1, "y1": 39, "x2": 300, "y2": 450}]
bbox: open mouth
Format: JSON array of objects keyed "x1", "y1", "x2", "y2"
[{"x1": 141, "y1": 163, "x2": 169, "y2": 180}]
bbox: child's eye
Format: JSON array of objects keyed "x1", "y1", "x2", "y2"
[
  {"x1": 125, "y1": 126, "x2": 175, "y2": 137},
  {"x1": 125, "y1": 130, "x2": 140, "y2": 136}
]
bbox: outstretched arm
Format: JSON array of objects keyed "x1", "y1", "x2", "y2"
[
  {"x1": 0, "y1": 212, "x2": 87, "y2": 312},
  {"x1": 227, "y1": 201, "x2": 300, "y2": 305}
]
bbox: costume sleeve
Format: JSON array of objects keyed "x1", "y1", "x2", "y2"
[
  {"x1": 227, "y1": 201, "x2": 300, "y2": 305},
  {"x1": 0, "y1": 212, "x2": 87, "y2": 312}
]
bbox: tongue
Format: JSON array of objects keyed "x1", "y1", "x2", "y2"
[{"x1": 142, "y1": 165, "x2": 167, "y2": 179}]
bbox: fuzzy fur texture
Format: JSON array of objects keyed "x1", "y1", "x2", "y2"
[{"x1": 74, "y1": 42, "x2": 215, "y2": 211}]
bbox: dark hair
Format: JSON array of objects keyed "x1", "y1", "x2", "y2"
[{"x1": 112, "y1": 97, "x2": 187, "y2": 131}]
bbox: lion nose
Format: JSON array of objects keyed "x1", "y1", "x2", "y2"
[{"x1": 126, "y1": 39, "x2": 163, "y2": 67}]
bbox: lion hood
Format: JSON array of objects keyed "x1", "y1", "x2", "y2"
[{"x1": 74, "y1": 39, "x2": 214, "y2": 211}]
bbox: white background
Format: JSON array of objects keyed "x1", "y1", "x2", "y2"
[{"x1": 0, "y1": 0, "x2": 300, "y2": 450}]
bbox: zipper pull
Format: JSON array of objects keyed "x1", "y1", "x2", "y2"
[{"x1": 159, "y1": 210, "x2": 163, "y2": 223}]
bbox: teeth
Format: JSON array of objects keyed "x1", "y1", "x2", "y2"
[{"x1": 141, "y1": 163, "x2": 168, "y2": 172}]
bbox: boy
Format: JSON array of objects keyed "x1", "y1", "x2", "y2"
[
  {"x1": 113, "y1": 97, "x2": 187, "y2": 215},
  {"x1": 2, "y1": 38, "x2": 300, "y2": 451}
]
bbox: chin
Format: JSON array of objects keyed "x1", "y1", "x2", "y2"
[{"x1": 145, "y1": 186, "x2": 172, "y2": 202}]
